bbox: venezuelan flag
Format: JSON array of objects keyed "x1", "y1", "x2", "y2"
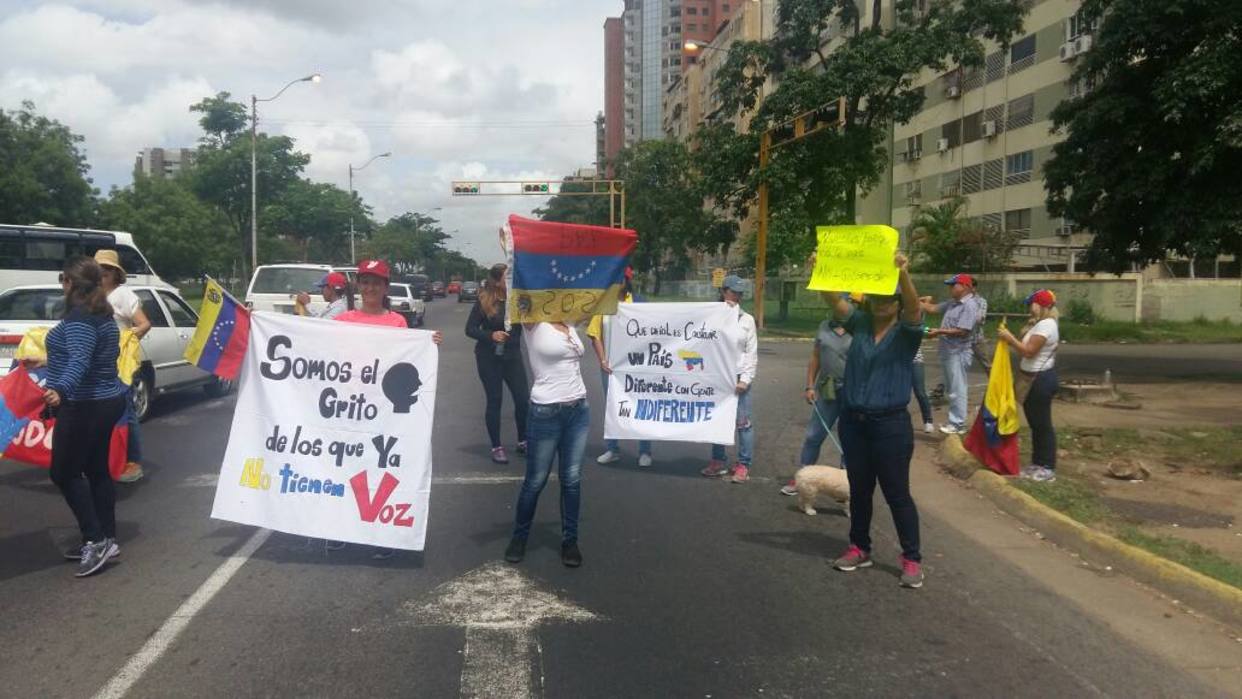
[
  {"x1": 184, "y1": 277, "x2": 251, "y2": 380},
  {"x1": 963, "y1": 325, "x2": 1021, "y2": 476},
  {"x1": 506, "y1": 214, "x2": 637, "y2": 324},
  {"x1": 0, "y1": 366, "x2": 46, "y2": 447}
]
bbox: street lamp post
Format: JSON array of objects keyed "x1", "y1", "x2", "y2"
[
  {"x1": 348, "y1": 152, "x2": 392, "y2": 264},
  {"x1": 251, "y1": 72, "x2": 321, "y2": 278}
]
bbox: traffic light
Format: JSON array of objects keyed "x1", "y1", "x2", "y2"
[
  {"x1": 452, "y1": 182, "x2": 481, "y2": 195},
  {"x1": 522, "y1": 182, "x2": 550, "y2": 194}
]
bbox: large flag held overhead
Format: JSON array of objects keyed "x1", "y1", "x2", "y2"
[
  {"x1": 184, "y1": 277, "x2": 251, "y2": 380},
  {"x1": 963, "y1": 324, "x2": 1021, "y2": 476},
  {"x1": 505, "y1": 214, "x2": 638, "y2": 324}
]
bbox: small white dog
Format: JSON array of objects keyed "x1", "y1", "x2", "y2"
[{"x1": 794, "y1": 465, "x2": 850, "y2": 516}]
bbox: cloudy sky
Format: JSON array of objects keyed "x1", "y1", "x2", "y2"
[{"x1": 0, "y1": 0, "x2": 616, "y2": 265}]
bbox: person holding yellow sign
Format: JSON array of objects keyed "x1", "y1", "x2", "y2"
[{"x1": 821, "y1": 252, "x2": 927, "y2": 589}]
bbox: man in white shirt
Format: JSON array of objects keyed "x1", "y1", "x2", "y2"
[{"x1": 701, "y1": 275, "x2": 758, "y2": 484}]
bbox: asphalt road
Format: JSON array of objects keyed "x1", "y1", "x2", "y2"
[{"x1": 0, "y1": 299, "x2": 1234, "y2": 698}]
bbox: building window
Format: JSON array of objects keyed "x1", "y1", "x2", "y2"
[
  {"x1": 940, "y1": 170, "x2": 961, "y2": 198},
  {"x1": 982, "y1": 158, "x2": 1004, "y2": 190},
  {"x1": 901, "y1": 134, "x2": 923, "y2": 159},
  {"x1": 670, "y1": 5, "x2": 681, "y2": 17},
  {"x1": 1005, "y1": 150, "x2": 1033, "y2": 184},
  {"x1": 962, "y1": 111, "x2": 982, "y2": 144},
  {"x1": 722, "y1": 3, "x2": 730, "y2": 11},
  {"x1": 1005, "y1": 208, "x2": 1032, "y2": 238},
  {"x1": 962, "y1": 164, "x2": 983, "y2": 194},
  {"x1": 941, "y1": 119, "x2": 962, "y2": 148},
  {"x1": 1067, "y1": 10, "x2": 1095, "y2": 39},
  {"x1": 1010, "y1": 35, "x2": 1035, "y2": 63},
  {"x1": 904, "y1": 180, "x2": 922, "y2": 202},
  {"x1": 1006, "y1": 94, "x2": 1034, "y2": 130},
  {"x1": 985, "y1": 50, "x2": 1005, "y2": 83},
  {"x1": 687, "y1": 6, "x2": 697, "y2": 14}
]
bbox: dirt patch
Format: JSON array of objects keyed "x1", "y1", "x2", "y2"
[{"x1": 1054, "y1": 383, "x2": 1240, "y2": 430}]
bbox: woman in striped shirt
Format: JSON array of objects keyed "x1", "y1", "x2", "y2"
[{"x1": 44, "y1": 257, "x2": 128, "y2": 578}]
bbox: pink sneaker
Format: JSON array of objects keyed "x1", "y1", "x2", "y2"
[
  {"x1": 730, "y1": 465, "x2": 749, "y2": 483},
  {"x1": 899, "y1": 555, "x2": 925, "y2": 588},
  {"x1": 700, "y1": 459, "x2": 729, "y2": 477},
  {"x1": 780, "y1": 479, "x2": 798, "y2": 496},
  {"x1": 491, "y1": 446, "x2": 509, "y2": 464},
  {"x1": 832, "y1": 545, "x2": 873, "y2": 571}
]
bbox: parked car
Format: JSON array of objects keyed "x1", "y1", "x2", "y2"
[
  {"x1": 245, "y1": 263, "x2": 333, "y2": 315},
  {"x1": 387, "y1": 283, "x2": 426, "y2": 327},
  {"x1": 0, "y1": 284, "x2": 231, "y2": 421},
  {"x1": 458, "y1": 281, "x2": 480, "y2": 303},
  {"x1": 447, "y1": 280, "x2": 461, "y2": 295},
  {"x1": 0, "y1": 223, "x2": 171, "y2": 292},
  {"x1": 399, "y1": 273, "x2": 434, "y2": 302},
  {"x1": 431, "y1": 281, "x2": 446, "y2": 298}
]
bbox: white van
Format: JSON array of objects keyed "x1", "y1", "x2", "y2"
[
  {"x1": 245, "y1": 263, "x2": 335, "y2": 315},
  {"x1": 0, "y1": 223, "x2": 171, "y2": 292}
]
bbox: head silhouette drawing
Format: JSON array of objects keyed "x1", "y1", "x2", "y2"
[{"x1": 381, "y1": 363, "x2": 423, "y2": 413}]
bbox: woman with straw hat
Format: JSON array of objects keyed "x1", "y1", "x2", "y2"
[{"x1": 94, "y1": 249, "x2": 152, "y2": 483}]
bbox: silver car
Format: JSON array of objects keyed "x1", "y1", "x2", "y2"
[{"x1": 0, "y1": 285, "x2": 231, "y2": 421}]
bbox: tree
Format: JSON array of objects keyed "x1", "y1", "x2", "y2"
[
  {"x1": 700, "y1": 0, "x2": 1026, "y2": 269},
  {"x1": 364, "y1": 212, "x2": 449, "y2": 269},
  {"x1": 909, "y1": 196, "x2": 1018, "y2": 273},
  {"x1": 98, "y1": 176, "x2": 233, "y2": 281},
  {"x1": 189, "y1": 92, "x2": 249, "y2": 148},
  {"x1": 533, "y1": 178, "x2": 612, "y2": 227},
  {"x1": 0, "y1": 101, "x2": 97, "y2": 226},
  {"x1": 261, "y1": 178, "x2": 365, "y2": 263},
  {"x1": 613, "y1": 140, "x2": 735, "y2": 292},
  {"x1": 1044, "y1": 0, "x2": 1242, "y2": 271}
]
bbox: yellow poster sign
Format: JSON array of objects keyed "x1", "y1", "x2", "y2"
[
  {"x1": 710, "y1": 267, "x2": 726, "y2": 288},
  {"x1": 806, "y1": 225, "x2": 900, "y2": 294}
]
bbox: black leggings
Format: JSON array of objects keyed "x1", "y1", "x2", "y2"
[
  {"x1": 49, "y1": 395, "x2": 127, "y2": 543},
  {"x1": 1023, "y1": 369, "x2": 1058, "y2": 470},
  {"x1": 475, "y1": 349, "x2": 530, "y2": 448},
  {"x1": 840, "y1": 409, "x2": 920, "y2": 561}
]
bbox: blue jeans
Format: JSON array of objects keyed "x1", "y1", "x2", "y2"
[
  {"x1": 911, "y1": 362, "x2": 933, "y2": 424},
  {"x1": 711, "y1": 386, "x2": 753, "y2": 466},
  {"x1": 601, "y1": 370, "x2": 650, "y2": 455},
  {"x1": 840, "y1": 409, "x2": 920, "y2": 561},
  {"x1": 125, "y1": 386, "x2": 141, "y2": 462},
  {"x1": 940, "y1": 350, "x2": 973, "y2": 428},
  {"x1": 800, "y1": 396, "x2": 843, "y2": 466},
  {"x1": 513, "y1": 399, "x2": 589, "y2": 543}
]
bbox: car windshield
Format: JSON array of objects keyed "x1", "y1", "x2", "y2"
[
  {"x1": 251, "y1": 268, "x2": 327, "y2": 294},
  {"x1": 0, "y1": 288, "x2": 64, "y2": 321},
  {"x1": 463, "y1": 282, "x2": 478, "y2": 290}
]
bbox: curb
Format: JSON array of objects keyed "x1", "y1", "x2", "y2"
[{"x1": 938, "y1": 435, "x2": 1242, "y2": 630}]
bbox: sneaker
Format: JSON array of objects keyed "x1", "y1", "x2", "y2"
[
  {"x1": 939, "y1": 424, "x2": 963, "y2": 435},
  {"x1": 923, "y1": 422, "x2": 935, "y2": 434},
  {"x1": 596, "y1": 449, "x2": 621, "y2": 465},
  {"x1": 118, "y1": 461, "x2": 144, "y2": 483},
  {"x1": 1030, "y1": 466, "x2": 1057, "y2": 483},
  {"x1": 701, "y1": 459, "x2": 730, "y2": 477},
  {"x1": 64, "y1": 542, "x2": 121, "y2": 561},
  {"x1": 899, "y1": 555, "x2": 925, "y2": 588},
  {"x1": 75, "y1": 539, "x2": 116, "y2": 577},
  {"x1": 371, "y1": 547, "x2": 396, "y2": 560},
  {"x1": 780, "y1": 479, "x2": 799, "y2": 496},
  {"x1": 515, "y1": 441, "x2": 528, "y2": 456},
  {"x1": 1019, "y1": 464, "x2": 1038, "y2": 479},
  {"x1": 491, "y1": 446, "x2": 509, "y2": 464},
  {"x1": 561, "y1": 541, "x2": 583, "y2": 568},
  {"x1": 638, "y1": 453, "x2": 653, "y2": 468},
  {"x1": 730, "y1": 465, "x2": 750, "y2": 483},
  {"x1": 504, "y1": 536, "x2": 527, "y2": 563},
  {"x1": 832, "y1": 545, "x2": 873, "y2": 572}
]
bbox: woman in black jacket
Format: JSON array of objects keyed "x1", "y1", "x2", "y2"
[{"x1": 465, "y1": 264, "x2": 529, "y2": 463}]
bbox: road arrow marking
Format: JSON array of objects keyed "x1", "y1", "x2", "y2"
[{"x1": 406, "y1": 563, "x2": 599, "y2": 698}]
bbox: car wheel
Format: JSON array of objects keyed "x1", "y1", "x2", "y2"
[
  {"x1": 131, "y1": 370, "x2": 153, "y2": 422},
  {"x1": 203, "y1": 376, "x2": 233, "y2": 398}
]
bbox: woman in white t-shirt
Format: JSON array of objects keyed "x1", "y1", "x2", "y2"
[
  {"x1": 504, "y1": 321, "x2": 588, "y2": 568},
  {"x1": 94, "y1": 250, "x2": 152, "y2": 484},
  {"x1": 998, "y1": 289, "x2": 1060, "y2": 482}
]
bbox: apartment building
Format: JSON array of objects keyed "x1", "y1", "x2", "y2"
[
  {"x1": 604, "y1": 16, "x2": 626, "y2": 171},
  {"x1": 876, "y1": 0, "x2": 1097, "y2": 269},
  {"x1": 133, "y1": 147, "x2": 194, "y2": 180}
]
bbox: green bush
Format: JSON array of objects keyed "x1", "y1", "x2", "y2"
[{"x1": 1066, "y1": 298, "x2": 1096, "y2": 325}]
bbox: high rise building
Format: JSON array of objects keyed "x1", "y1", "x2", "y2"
[
  {"x1": 603, "y1": 16, "x2": 625, "y2": 173},
  {"x1": 134, "y1": 147, "x2": 194, "y2": 180},
  {"x1": 640, "y1": 0, "x2": 665, "y2": 140},
  {"x1": 622, "y1": 0, "x2": 643, "y2": 146}
]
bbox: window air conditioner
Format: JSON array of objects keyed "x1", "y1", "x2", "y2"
[
  {"x1": 911, "y1": 148, "x2": 922, "y2": 160},
  {"x1": 1074, "y1": 34, "x2": 1093, "y2": 54},
  {"x1": 982, "y1": 120, "x2": 997, "y2": 138},
  {"x1": 947, "y1": 85, "x2": 961, "y2": 99},
  {"x1": 1059, "y1": 42, "x2": 1075, "y2": 62},
  {"x1": 937, "y1": 138, "x2": 950, "y2": 153}
]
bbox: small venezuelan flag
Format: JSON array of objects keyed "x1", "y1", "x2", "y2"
[
  {"x1": 506, "y1": 214, "x2": 637, "y2": 324},
  {"x1": 963, "y1": 324, "x2": 1021, "y2": 476},
  {"x1": 184, "y1": 277, "x2": 251, "y2": 380}
]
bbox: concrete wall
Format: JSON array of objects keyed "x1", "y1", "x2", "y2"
[{"x1": 1143, "y1": 280, "x2": 1242, "y2": 323}]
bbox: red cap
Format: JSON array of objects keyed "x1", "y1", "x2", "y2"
[
  {"x1": 357, "y1": 259, "x2": 390, "y2": 281},
  {"x1": 1024, "y1": 289, "x2": 1056, "y2": 308},
  {"x1": 944, "y1": 273, "x2": 975, "y2": 288},
  {"x1": 317, "y1": 271, "x2": 348, "y2": 289}
]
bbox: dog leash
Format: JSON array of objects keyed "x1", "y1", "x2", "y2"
[{"x1": 812, "y1": 401, "x2": 844, "y2": 456}]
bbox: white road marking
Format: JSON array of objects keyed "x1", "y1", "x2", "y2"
[
  {"x1": 181, "y1": 473, "x2": 218, "y2": 488},
  {"x1": 407, "y1": 562, "x2": 599, "y2": 698},
  {"x1": 92, "y1": 528, "x2": 271, "y2": 699}
]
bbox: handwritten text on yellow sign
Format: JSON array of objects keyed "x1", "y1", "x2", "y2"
[{"x1": 807, "y1": 225, "x2": 900, "y2": 294}]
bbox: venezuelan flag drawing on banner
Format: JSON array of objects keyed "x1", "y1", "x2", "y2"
[
  {"x1": 963, "y1": 324, "x2": 1021, "y2": 476},
  {"x1": 505, "y1": 214, "x2": 638, "y2": 324},
  {"x1": 184, "y1": 277, "x2": 251, "y2": 380}
]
